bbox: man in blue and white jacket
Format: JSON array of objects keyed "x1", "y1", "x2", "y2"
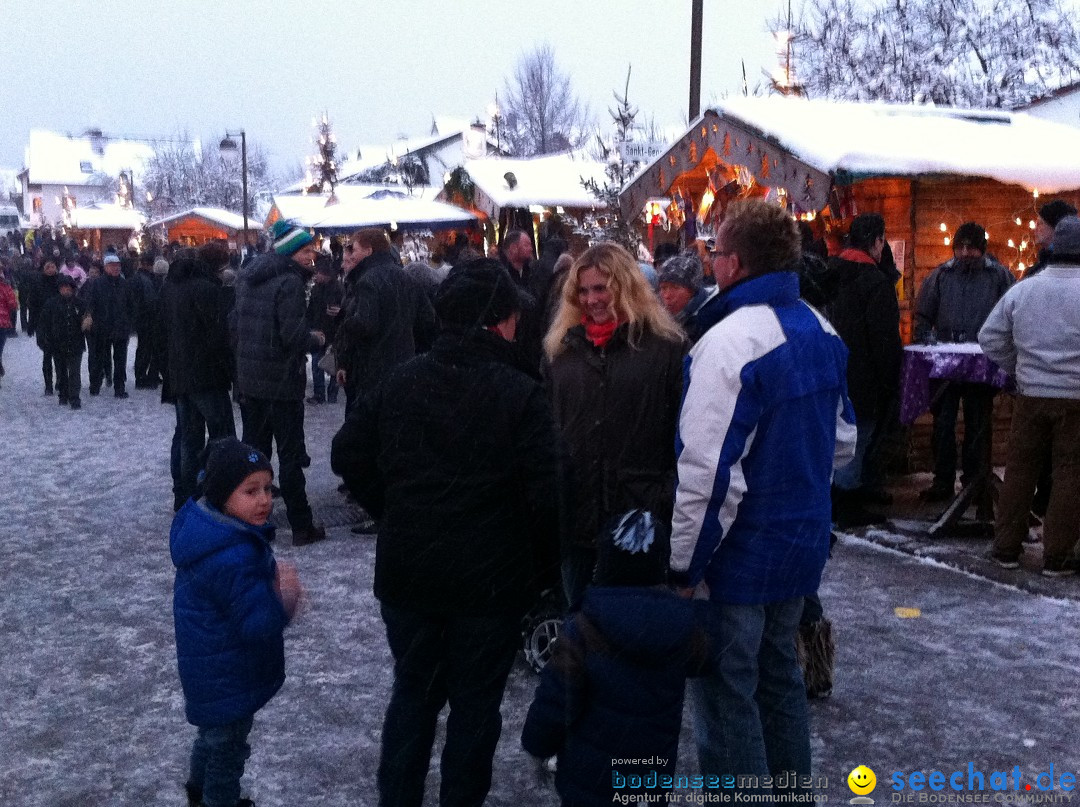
[{"x1": 669, "y1": 199, "x2": 856, "y2": 797}]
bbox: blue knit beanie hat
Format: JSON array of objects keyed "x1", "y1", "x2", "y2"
[{"x1": 196, "y1": 437, "x2": 273, "y2": 512}]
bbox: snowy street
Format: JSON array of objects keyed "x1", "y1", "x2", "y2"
[{"x1": 2, "y1": 331, "x2": 1079, "y2": 807}]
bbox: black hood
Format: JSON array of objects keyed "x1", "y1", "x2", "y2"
[
  {"x1": 168, "y1": 254, "x2": 219, "y2": 284},
  {"x1": 242, "y1": 252, "x2": 305, "y2": 287}
]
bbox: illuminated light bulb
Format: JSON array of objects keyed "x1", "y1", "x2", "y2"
[
  {"x1": 1029, "y1": 220, "x2": 1036, "y2": 229},
  {"x1": 940, "y1": 222, "x2": 947, "y2": 232},
  {"x1": 1018, "y1": 262, "x2": 1027, "y2": 272},
  {"x1": 1033, "y1": 189, "x2": 1040, "y2": 199},
  {"x1": 1015, "y1": 217, "x2": 1022, "y2": 226},
  {"x1": 1008, "y1": 239, "x2": 1015, "y2": 248},
  {"x1": 944, "y1": 237, "x2": 951, "y2": 246},
  {"x1": 1020, "y1": 241, "x2": 1028, "y2": 250}
]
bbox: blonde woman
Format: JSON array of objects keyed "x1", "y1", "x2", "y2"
[{"x1": 544, "y1": 241, "x2": 687, "y2": 604}]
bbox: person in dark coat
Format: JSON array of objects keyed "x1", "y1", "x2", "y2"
[
  {"x1": 131, "y1": 252, "x2": 162, "y2": 389},
  {"x1": 233, "y1": 220, "x2": 326, "y2": 547},
  {"x1": 500, "y1": 228, "x2": 548, "y2": 376},
  {"x1": 171, "y1": 438, "x2": 302, "y2": 807},
  {"x1": 305, "y1": 257, "x2": 343, "y2": 404},
  {"x1": 27, "y1": 258, "x2": 61, "y2": 395},
  {"x1": 544, "y1": 242, "x2": 687, "y2": 606},
  {"x1": 1026, "y1": 199, "x2": 1077, "y2": 280},
  {"x1": 332, "y1": 228, "x2": 435, "y2": 415},
  {"x1": 83, "y1": 253, "x2": 135, "y2": 397},
  {"x1": 330, "y1": 260, "x2": 560, "y2": 807},
  {"x1": 16, "y1": 255, "x2": 34, "y2": 333},
  {"x1": 821, "y1": 213, "x2": 903, "y2": 523},
  {"x1": 914, "y1": 222, "x2": 1014, "y2": 501},
  {"x1": 522, "y1": 514, "x2": 710, "y2": 807},
  {"x1": 161, "y1": 249, "x2": 237, "y2": 510},
  {"x1": 38, "y1": 274, "x2": 87, "y2": 408}
]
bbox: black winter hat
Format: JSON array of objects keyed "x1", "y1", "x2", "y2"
[
  {"x1": 435, "y1": 258, "x2": 530, "y2": 329},
  {"x1": 56, "y1": 273, "x2": 77, "y2": 290},
  {"x1": 953, "y1": 222, "x2": 987, "y2": 253},
  {"x1": 197, "y1": 437, "x2": 273, "y2": 512},
  {"x1": 1051, "y1": 215, "x2": 1080, "y2": 259},
  {"x1": 1039, "y1": 200, "x2": 1078, "y2": 229},
  {"x1": 592, "y1": 510, "x2": 668, "y2": 587}
]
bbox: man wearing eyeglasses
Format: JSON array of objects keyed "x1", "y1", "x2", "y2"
[{"x1": 670, "y1": 199, "x2": 855, "y2": 801}]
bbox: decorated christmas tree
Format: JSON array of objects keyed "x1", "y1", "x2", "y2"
[{"x1": 305, "y1": 113, "x2": 338, "y2": 195}]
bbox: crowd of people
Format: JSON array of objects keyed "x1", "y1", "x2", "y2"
[{"x1": 5, "y1": 194, "x2": 1080, "y2": 807}]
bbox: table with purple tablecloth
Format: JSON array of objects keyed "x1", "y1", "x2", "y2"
[{"x1": 899, "y1": 343, "x2": 1011, "y2": 426}]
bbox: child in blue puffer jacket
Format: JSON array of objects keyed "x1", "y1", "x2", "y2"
[
  {"x1": 171, "y1": 438, "x2": 303, "y2": 807},
  {"x1": 521, "y1": 512, "x2": 711, "y2": 807}
]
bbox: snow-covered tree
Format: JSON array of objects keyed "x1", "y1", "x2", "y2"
[
  {"x1": 305, "y1": 113, "x2": 339, "y2": 194},
  {"x1": 779, "y1": 0, "x2": 1080, "y2": 108},
  {"x1": 501, "y1": 44, "x2": 590, "y2": 156},
  {"x1": 140, "y1": 136, "x2": 271, "y2": 218},
  {"x1": 355, "y1": 154, "x2": 429, "y2": 190},
  {"x1": 580, "y1": 68, "x2": 648, "y2": 251}
]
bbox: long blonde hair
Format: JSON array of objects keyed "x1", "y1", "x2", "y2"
[{"x1": 544, "y1": 241, "x2": 684, "y2": 360}]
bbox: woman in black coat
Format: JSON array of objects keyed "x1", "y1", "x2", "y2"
[
  {"x1": 544, "y1": 242, "x2": 686, "y2": 605},
  {"x1": 28, "y1": 259, "x2": 61, "y2": 395}
]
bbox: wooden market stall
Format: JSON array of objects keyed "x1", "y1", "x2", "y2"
[
  {"x1": 621, "y1": 97, "x2": 1080, "y2": 337},
  {"x1": 619, "y1": 97, "x2": 1080, "y2": 469},
  {"x1": 148, "y1": 207, "x2": 251, "y2": 249},
  {"x1": 439, "y1": 153, "x2": 609, "y2": 253},
  {"x1": 65, "y1": 203, "x2": 145, "y2": 254}
]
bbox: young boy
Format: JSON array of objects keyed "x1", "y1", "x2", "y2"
[
  {"x1": 521, "y1": 512, "x2": 710, "y2": 807},
  {"x1": 171, "y1": 438, "x2": 303, "y2": 807},
  {"x1": 39, "y1": 274, "x2": 86, "y2": 408}
]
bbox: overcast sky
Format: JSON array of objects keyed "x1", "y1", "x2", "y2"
[{"x1": 3, "y1": 0, "x2": 787, "y2": 176}]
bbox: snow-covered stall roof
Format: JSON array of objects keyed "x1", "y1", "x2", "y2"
[
  {"x1": 620, "y1": 97, "x2": 1080, "y2": 219},
  {"x1": 458, "y1": 154, "x2": 609, "y2": 218},
  {"x1": 148, "y1": 206, "x2": 248, "y2": 232},
  {"x1": 66, "y1": 204, "x2": 145, "y2": 231},
  {"x1": 278, "y1": 128, "x2": 474, "y2": 194},
  {"x1": 23, "y1": 129, "x2": 157, "y2": 186},
  {"x1": 269, "y1": 190, "x2": 477, "y2": 234}
]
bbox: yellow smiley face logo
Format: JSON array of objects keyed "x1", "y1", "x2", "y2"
[{"x1": 848, "y1": 765, "x2": 877, "y2": 795}]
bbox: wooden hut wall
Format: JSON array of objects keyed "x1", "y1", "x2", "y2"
[
  {"x1": 167, "y1": 217, "x2": 232, "y2": 246},
  {"x1": 845, "y1": 177, "x2": 1079, "y2": 471}
]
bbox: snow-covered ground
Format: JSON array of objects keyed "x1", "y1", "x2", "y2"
[{"x1": 2, "y1": 332, "x2": 1079, "y2": 807}]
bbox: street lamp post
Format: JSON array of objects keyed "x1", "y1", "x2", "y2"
[{"x1": 219, "y1": 130, "x2": 249, "y2": 255}]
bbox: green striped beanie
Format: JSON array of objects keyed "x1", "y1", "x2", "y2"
[{"x1": 270, "y1": 219, "x2": 314, "y2": 256}]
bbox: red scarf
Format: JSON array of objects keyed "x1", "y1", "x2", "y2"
[
  {"x1": 838, "y1": 248, "x2": 877, "y2": 265},
  {"x1": 583, "y1": 316, "x2": 619, "y2": 348}
]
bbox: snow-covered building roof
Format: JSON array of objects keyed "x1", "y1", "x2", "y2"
[
  {"x1": 454, "y1": 154, "x2": 609, "y2": 218},
  {"x1": 620, "y1": 97, "x2": 1080, "y2": 218},
  {"x1": 67, "y1": 203, "x2": 146, "y2": 231},
  {"x1": 268, "y1": 188, "x2": 477, "y2": 234},
  {"x1": 280, "y1": 120, "x2": 502, "y2": 195},
  {"x1": 148, "y1": 206, "x2": 248, "y2": 232},
  {"x1": 21, "y1": 129, "x2": 158, "y2": 186}
]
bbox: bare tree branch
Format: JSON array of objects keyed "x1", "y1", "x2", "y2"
[{"x1": 501, "y1": 44, "x2": 590, "y2": 156}]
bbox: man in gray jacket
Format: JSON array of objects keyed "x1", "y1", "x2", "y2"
[
  {"x1": 233, "y1": 219, "x2": 327, "y2": 546},
  {"x1": 980, "y1": 215, "x2": 1080, "y2": 577},
  {"x1": 914, "y1": 222, "x2": 1014, "y2": 501}
]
